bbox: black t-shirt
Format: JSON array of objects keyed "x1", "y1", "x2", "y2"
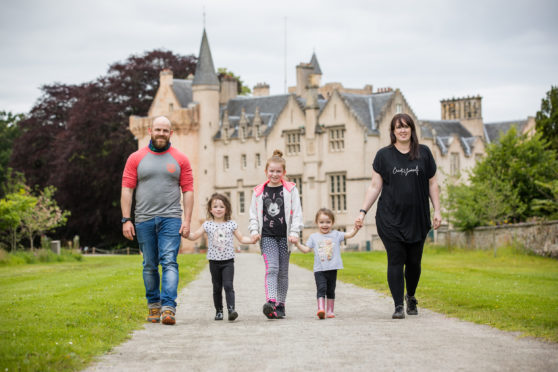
[
  {"x1": 373, "y1": 144, "x2": 437, "y2": 243},
  {"x1": 261, "y1": 184, "x2": 287, "y2": 237}
]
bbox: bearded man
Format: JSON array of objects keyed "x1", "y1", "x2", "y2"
[{"x1": 121, "y1": 116, "x2": 194, "y2": 325}]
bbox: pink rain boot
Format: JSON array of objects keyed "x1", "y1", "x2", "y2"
[
  {"x1": 326, "y1": 299, "x2": 335, "y2": 318},
  {"x1": 317, "y1": 297, "x2": 326, "y2": 319}
]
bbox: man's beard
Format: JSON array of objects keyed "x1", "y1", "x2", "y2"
[{"x1": 151, "y1": 136, "x2": 169, "y2": 149}]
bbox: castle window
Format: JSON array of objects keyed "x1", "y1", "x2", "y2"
[
  {"x1": 285, "y1": 130, "x2": 301, "y2": 155},
  {"x1": 255, "y1": 153, "x2": 261, "y2": 167},
  {"x1": 450, "y1": 153, "x2": 460, "y2": 176},
  {"x1": 396, "y1": 104, "x2": 402, "y2": 114},
  {"x1": 329, "y1": 173, "x2": 347, "y2": 212},
  {"x1": 223, "y1": 156, "x2": 229, "y2": 171},
  {"x1": 169, "y1": 103, "x2": 174, "y2": 112},
  {"x1": 241, "y1": 154, "x2": 247, "y2": 169},
  {"x1": 256, "y1": 125, "x2": 261, "y2": 137},
  {"x1": 289, "y1": 175, "x2": 303, "y2": 208},
  {"x1": 329, "y1": 126, "x2": 345, "y2": 152},
  {"x1": 238, "y1": 191, "x2": 245, "y2": 214}
]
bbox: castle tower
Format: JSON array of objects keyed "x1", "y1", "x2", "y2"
[
  {"x1": 441, "y1": 96, "x2": 484, "y2": 138},
  {"x1": 192, "y1": 29, "x2": 220, "y2": 224},
  {"x1": 295, "y1": 52, "x2": 323, "y2": 98}
]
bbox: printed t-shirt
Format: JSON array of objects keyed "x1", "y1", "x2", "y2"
[
  {"x1": 203, "y1": 220, "x2": 238, "y2": 261},
  {"x1": 261, "y1": 184, "x2": 287, "y2": 237},
  {"x1": 122, "y1": 146, "x2": 193, "y2": 223},
  {"x1": 306, "y1": 230, "x2": 345, "y2": 272},
  {"x1": 373, "y1": 144, "x2": 436, "y2": 243}
]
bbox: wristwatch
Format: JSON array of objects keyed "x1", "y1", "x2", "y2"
[{"x1": 121, "y1": 217, "x2": 132, "y2": 224}]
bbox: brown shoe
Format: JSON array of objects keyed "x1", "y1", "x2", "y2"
[
  {"x1": 161, "y1": 310, "x2": 176, "y2": 325},
  {"x1": 147, "y1": 308, "x2": 161, "y2": 323}
]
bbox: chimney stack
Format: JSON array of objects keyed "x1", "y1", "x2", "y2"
[
  {"x1": 253, "y1": 83, "x2": 270, "y2": 97},
  {"x1": 160, "y1": 69, "x2": 173, "y2": 86}
]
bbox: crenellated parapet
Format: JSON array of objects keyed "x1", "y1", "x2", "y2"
[{"x1": 129, "y1": 105, "x2": 200, "y2": 139}]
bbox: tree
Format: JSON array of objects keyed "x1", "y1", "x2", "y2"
[
  {"x1": 0, "y1": 111, "x2": 23, "y2": 196},
  {"x1": 532, "y1": 180, "x2": 558, "y2": 219},
  {"x1": 20, "y1": 186, "x2": 70, "y2": 251},
  {"x1": 217, "y1": 68, "x2": 251, "y2": 95},
  {"x1": 446, "y1": 127, "x2": 558, "y2": 230},
  {"x1": 0, "y1": 189, "x2": 36, "y2": 251},
  {"x1": 535, "y1": 86, "x2": 558, "y2": 155},
  {"x1": 10, "y1": 50, "x2": 197, "y2": 246}
]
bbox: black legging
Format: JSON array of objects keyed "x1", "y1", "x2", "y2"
[
  {"x1": 379, "y1": 237, "x2": 425, "y2": 306},
  {"x1": 209, "y1": 259, "x2": 235, "y2": 310},
  {"x1": 314, "y1": 270, "x2": 337, "y2": 299}
]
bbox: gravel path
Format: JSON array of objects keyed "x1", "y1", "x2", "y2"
[{"x1": 86, "y1": 253, "x2": 558, "y2": 371}]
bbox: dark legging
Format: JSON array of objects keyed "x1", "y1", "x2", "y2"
[
  {"x1": 314, "y1": 270, "x2": 337, "y2": 299},
  {"x1": 209, "y1": 259, "x2": 235, "y2": 310},
  {"x1": 379, "y1": 237, "x2": 425, "y2": 307}
]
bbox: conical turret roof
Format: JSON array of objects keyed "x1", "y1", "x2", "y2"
[
  {"x1": 193, "y1": 29, "x2": 219, "y2": 86},
  {"x1": 309, "y1": 52, "x2": 322, "y2": 75}
]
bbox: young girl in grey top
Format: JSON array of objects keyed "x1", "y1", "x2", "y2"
[{"x1": 295, "y1": 208, "x2": 360, "y2": 319}]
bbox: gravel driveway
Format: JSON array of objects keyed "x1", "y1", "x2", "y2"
[{"x1": 86, "y1": 253, "x2": 558, "y2": 371}]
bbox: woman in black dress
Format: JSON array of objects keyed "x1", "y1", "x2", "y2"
[{"x1": 355, "y1": 113, "x2": 441, "y2": 319}]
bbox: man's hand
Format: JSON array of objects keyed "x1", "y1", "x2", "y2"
[
  {"x1": 122, "y1": 221, "x2": 135, "y2": 241},
  {"x1": 179, "y1": 221, "x2": 191, "y2": 238}
]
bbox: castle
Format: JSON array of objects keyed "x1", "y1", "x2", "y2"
[{"x1": 129, "y1": 29, "x2": 535, "y2": 252}]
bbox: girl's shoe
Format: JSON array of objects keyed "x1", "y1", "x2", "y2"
[
  {"x1": 275, "y1": 303, "x2": 285, "y2": 318},
  {"x1": 227, "y1": 306, "x2": 238, "y2": 321},
  {"x1": 263, "y1": 301, "x2": 277, "y2": 319},
  {"x1": 326, "y1": 299, "x2": 335, "y2": 318},
  {"x1": 215, "y1": 309, "x2": 224, "y2": 321},
  {"x1": 317, "y1": 297, "x2": 326, "y2": 319}
]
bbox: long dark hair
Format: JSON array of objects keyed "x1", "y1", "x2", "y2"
[
  {"x1": 390, "y1": 113, "x2": 420, "y2": 160},
  {"x1": 207, "y1": 193, "x2": 232, "y2": 221}
]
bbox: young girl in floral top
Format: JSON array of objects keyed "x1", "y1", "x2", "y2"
[{"x1": 188, "y1": 193, "x2": 255, "y2": 321}]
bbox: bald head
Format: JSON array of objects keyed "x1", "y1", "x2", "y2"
[{"x1": 152, "y1": 116, "x2": 172, "y2": 130}]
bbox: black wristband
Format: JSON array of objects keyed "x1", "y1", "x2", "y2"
[{"x1": 359, "y1": 209, "x2": 367, "y2": 215}]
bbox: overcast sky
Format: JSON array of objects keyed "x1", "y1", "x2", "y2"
[{"x1": 1, "y1": 0, "x2": 557, "y2": 122}]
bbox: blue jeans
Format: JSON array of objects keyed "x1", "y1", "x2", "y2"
[{"x1": 135, "y1": 217, "x2": 181, "y2": 313}]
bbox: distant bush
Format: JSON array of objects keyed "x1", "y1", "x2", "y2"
[{"x1": 0, "y1": 248, "x2": 82, "y2": 266}]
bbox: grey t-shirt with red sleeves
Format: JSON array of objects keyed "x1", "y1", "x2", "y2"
[{"x1": 122, "y1": 146, "x2": 194, "y2": 223}]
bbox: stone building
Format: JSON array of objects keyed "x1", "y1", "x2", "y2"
[{"x1": 129, "y1": 29, "x2": 535, "y2": 252}]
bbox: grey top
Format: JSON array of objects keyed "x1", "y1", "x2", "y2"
[
  {"x1": 122, "y1": 147, "x2": 193, "y2": 223},
  {"x1": 306, "y1": 230, "x2": 345, "y2": 272}
]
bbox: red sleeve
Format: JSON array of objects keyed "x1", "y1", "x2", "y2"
[
  {"x1": 122, "y1": 148, "x2": 149, "y2": 189},
  {"x1": 169, "y1": 148, "x2": 194, "y2": 192}
]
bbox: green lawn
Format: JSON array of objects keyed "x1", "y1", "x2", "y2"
[
  {"x1": 290, "y1": 245, "x2": 558, "y2": 343},
  {"x1": 0, "y1": 254, "x2": 207, "y2": 372}
]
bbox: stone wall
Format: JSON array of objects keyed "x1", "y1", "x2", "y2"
[{"x1": 435, "y1": 220, "x2": 558, "y2": 258}]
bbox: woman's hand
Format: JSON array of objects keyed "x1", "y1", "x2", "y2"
[
  {"x1": 354, "y1": 211, "x2": 365, "y2": 229},
  {"x1": 288, "y1": 236, "x2": 299, "y2": 244},
  {"x1": 432, "y1": 210, "x2": 442, "y2": 230}
]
